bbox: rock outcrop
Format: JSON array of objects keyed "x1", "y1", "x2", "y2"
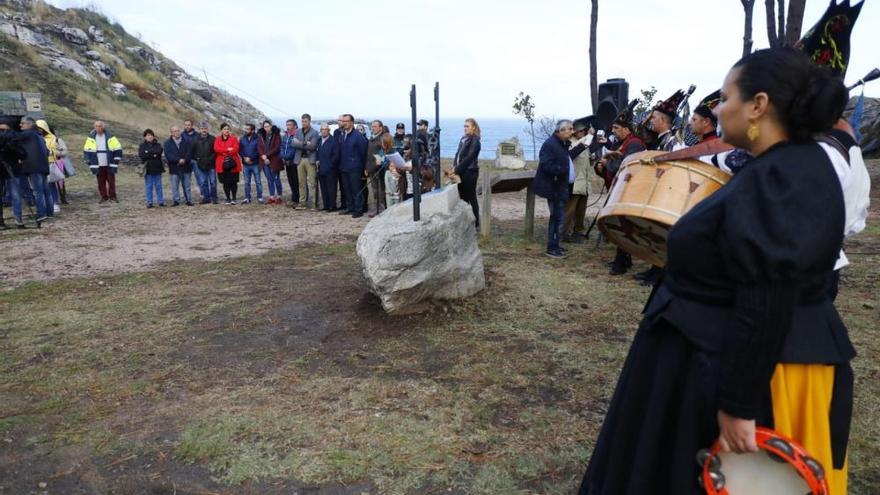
[
  {"x1": 356, "y1": 186, "x2": 486, "y2": 314},
  {"x1": 0, "y1": 1, "x2": 266, "y2": 131}
]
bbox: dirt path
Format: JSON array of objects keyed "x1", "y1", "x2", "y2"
[{"x1": 0, "y1": 170, "x2": 562, "y2": 286}]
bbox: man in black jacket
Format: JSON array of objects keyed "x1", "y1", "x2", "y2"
[
  {"x1": 190, "y1": 123, "x2": 217, "y2": 204},
  {"x1": 534, "y1": 120, "x2": 577, "y2": 259},
  {"x1": 16, "y1": 117, "x2": 51, "y2": 223},
  {"x1": 0, "y1": 118, "x2": 26, "y2": 228}
]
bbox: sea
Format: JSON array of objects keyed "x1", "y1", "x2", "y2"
[{"x1": 269, "y1": 117, "x2": 538, "y2": 160}]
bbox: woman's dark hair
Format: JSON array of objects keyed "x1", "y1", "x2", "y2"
[
  {"x1": 219, "y1": 122, "x2": 230, "y2": 130},
  {"x1": 733, "y1": 47, "x2": 847, "y2": 143},
  {"x1": 143, "y1": 128, "x2": 154, "y2": 137}
]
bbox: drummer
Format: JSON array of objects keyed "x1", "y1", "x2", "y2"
[
  {"x1": 578, "y1": 47, "x2": 854, "y2": 494},
  {"x1": 632, "y1": 91, "x2": 689, "y2": 285},
  {"x1": 595, "y1": 106, "x2": 646, "y2": 275},
  {"x1": 691, "y1": 90, "x2": 721, "y2": 145},
  {"x1": 649, "y1": 90, "x2": 687, "y2": 152}
]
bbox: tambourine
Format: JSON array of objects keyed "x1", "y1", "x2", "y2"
[{"x1": 697, "y1": 427, "x2": 828, "y2": 495}]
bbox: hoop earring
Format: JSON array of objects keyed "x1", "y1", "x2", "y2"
[{"x1": 747, "y1": 122, "x2": 760, "y2": 142}]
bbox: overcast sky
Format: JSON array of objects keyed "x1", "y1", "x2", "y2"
[{"x1": 49, "y1": 0, "x2": 879, "y2": 119}]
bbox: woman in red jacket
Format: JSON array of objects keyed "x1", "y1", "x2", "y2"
[{"x1": 214, "y1": 123, "x2": 242, "y2": 205}]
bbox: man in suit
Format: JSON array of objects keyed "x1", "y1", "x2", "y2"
[
  {"x1": 317, "y1": 123, "x2": 340, "y2": 212},
  {"x1": 337, "y1": 114, "x2": 368, "y2": 218}
]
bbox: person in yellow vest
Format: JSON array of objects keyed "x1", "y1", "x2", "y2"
[{"x1": 83, "y1": 120, "x2": 123, "y2": 203}]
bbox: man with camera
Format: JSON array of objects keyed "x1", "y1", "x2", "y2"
[{"x1": 562, "y1": 117, "x2": 595, "y2": 244}]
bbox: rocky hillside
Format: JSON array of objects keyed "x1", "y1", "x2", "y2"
[{"x1": 0, "y1": 0, "x2": 266, "y2": 152}]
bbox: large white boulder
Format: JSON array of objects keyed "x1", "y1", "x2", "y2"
[{"x1": 356, "y1": 186, "x2": 486, "y2": 314}]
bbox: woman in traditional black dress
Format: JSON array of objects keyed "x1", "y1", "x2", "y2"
[{"x1": 579, "y1": 47, "x2": 854, "y2": 494}]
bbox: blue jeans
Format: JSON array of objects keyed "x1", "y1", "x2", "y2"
[
  {"x1": 243, "y1": 164, "x2": 263, "y2": 200},
  {"x1": 43, "y1": 178, "x2": 55, "y2": 217},
  {"x1": 170, "y1": 172, "x2": 193, "y2": 203},
  {"x1": 3, "y1": 176, "x2": 22, "y2": 221},
  {"x1": 264, "y1": 164, "x2": 282, "y2": 197},
  {"x1": 191, "y1": 160, "x2": 205, "y2": 198},
  {"x1": 197, "y1": 168, "x2": 218, "y2": 202},
  {"x1": 546, "y1": 196, "x2": 566, "y2": 253},
  {"x1": 144, "y1": 173, "x2": 165, "y2": 205},
  {"x1": 9, "y1": 174, "x2": 48, "y2": 220}
]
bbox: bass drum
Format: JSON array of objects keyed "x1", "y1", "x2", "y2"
[{"x1": 597, "y1": 150, "x2": 731, "y2": 267}]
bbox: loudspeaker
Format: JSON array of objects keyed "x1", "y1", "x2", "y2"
[
  {"x1": 597, "y1": 78, "x2": 629, "y2": 114},
  {"x1": 595, "y1": 100, "x2": 618, "y2": 132}
]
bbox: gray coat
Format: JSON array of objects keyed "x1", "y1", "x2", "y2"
[{"x1": 293, "y1": 126, "x2": 319, "y2": 164}]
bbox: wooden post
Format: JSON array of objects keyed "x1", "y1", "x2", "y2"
[
  {"x1": 524, "y1": 182, "x2": 535, "y2": 239},
  {"x1": 480, "y1": 170, "x2": 491, "y2": 237}
]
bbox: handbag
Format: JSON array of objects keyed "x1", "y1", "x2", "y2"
[
  {"x1": 222, "y1": 156, "x2": 236, "y2": 172},
  {"x1": 48, "y1": 162, "x2": 65, "y2": 183},
  {"x1": 60, "y1": 158, "x2": 76, "y2": 177}
]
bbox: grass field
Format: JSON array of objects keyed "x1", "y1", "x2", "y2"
[{"x1": 0, "y1": 162, "x2": 878, "y2": 494}]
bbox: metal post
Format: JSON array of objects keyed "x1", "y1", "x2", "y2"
[
  {"x1": 410, "y1": 84, "x2": 421, "y2": 222},
  {"x1": 433, "y1": 82, "x2": 441, "y2": 190}
]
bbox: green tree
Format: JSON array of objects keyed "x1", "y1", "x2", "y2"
[
  {"x1": 512, "y1": 92, "x2": 537, "y2": 160},
  {"x1": 634, "y1": 86, "x2": 658, "y2": 116}
]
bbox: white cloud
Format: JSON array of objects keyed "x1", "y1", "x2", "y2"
[{"x1": 47, "y1": 0, "x2": 880, "y2": 118}]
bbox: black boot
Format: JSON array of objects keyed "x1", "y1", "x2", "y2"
[{"x1": 609, "y1": 249, "x2": 631, "y2": 275}]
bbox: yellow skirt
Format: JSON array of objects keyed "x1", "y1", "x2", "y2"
[{"x1": 770, "y1": 363, "x2": 847, "y2": 495}]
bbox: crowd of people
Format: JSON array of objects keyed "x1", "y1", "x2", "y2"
[
  {"x1": 0, "y1": 116, "x2": 74, "y2": 228},
  {"x1": 132, "y1": 115, "x2": 481, "y2": 220},
  {"x1": 0, "y1": 114, "x2": 483, "y2": 228}
]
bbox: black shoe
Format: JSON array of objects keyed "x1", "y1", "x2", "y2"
[
  {"x1": 186, "y1": 201, "x2": 194, "y2": 206},
  {"x1": 633, "y1": 266, "x2": 661, "y2": 281},
  {"x1": 172, "y1": 201, "x2": 180, "y2": 207},
  {"x1": 609, "y1": 263, "x2": 628, "y2": 275},
  {"x1": 99, "y1": 198, "x2": 108, "y2": 204},
  {"x1": 36, "y1": 215, "x2": 48, "y2": 223},
  {"x1": 159, "y1": 203, "x2": 166, "y2": 207},
  {"x1": 546, "y1": 250, "x2": 567, "y2": 259},
  {"x1": 339, "y1": 210, "x2": 351, "y2": 215},
  {"x1": 212, "y1": 200, "x2": 219, "y2": 205},
  {"x1": 146, "y1": 204, "x2": 154, "y2": 209},
  {"x1": 200, "y1": 199, "x2": 210, "y2": 205},
  {"x1": 351, "y1": 213, "x2": 363, "y2": 218}
]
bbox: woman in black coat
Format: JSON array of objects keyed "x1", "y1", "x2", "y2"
[
  {"x1": 579, "y1": 48, "x2": 854, "y2": 495},
  {"x1": 138, "y1": 129, "x2": 165, "y2": 208},
  {"x1": 451, "y1": 118, "x2": 481, "y2": 228}
]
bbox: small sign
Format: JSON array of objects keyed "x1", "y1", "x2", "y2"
[{"x1": 500, "y1": 143, "x2": 517, "y2": 156}]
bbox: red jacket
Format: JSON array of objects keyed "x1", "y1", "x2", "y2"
[{"x1": 214, "y1": 135, "x2": 242, "y2": 173}]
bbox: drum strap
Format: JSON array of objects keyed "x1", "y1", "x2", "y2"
[{"x1": 652, "y1": 139, "x2": 735, "y2": 163}]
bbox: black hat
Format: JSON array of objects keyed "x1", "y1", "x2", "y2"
[
  {"x1": 693, "y1": 90, "x2": 721, "y2": 123},
  {"x1": 573, "y1": 115, "x2": 596, "y2": 132},
  {"x1": 654, "y1": 90, "x2": 686, "y2": 118},
  {"x1": 417, "y1": 119, "x2": 429, "y2": 127},
  {"x1": 795, "y1": 0, "x2": 864, "y2": 78},
  {"x1": 396, "y1": 122, "x2": 405, "y2": 129},
  {"x1": 613, "y1": 106, "x2": 635, "y2": 131}
]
